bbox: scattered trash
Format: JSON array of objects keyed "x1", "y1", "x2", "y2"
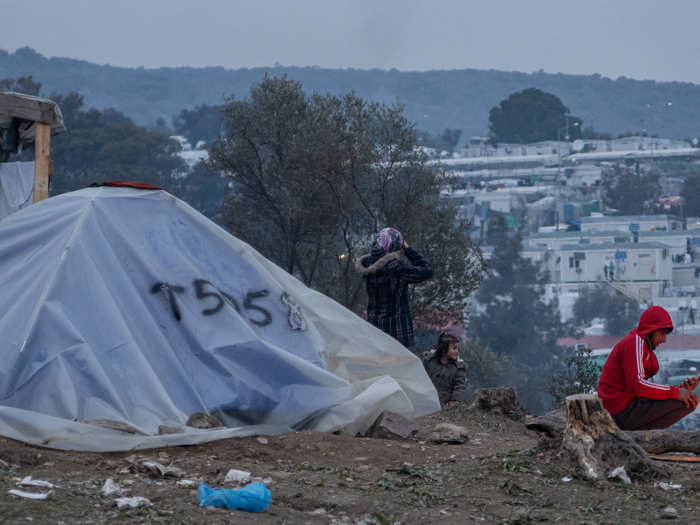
[
  {"x1": 422, "y1": 423, "x2": 469, "y2": 444},
  {"x1": 18, "y1": 476, "x2": 56, "y2": 489},
  {"x1": 224, "y1": 469, "x2": 251, "y2": 485},
  {"x1": 256, "y1": 437, "x2": 269, "y2": 445},
  {"x1": 198, "y1": 482, "x2": 270, "y2": 512},
  {"x1": 310, "y1": 508, "x2": 327, "y2": 515},
  {"x1": 660, "y1": 506, "x2": 679, "y2": 519},
  {"x1": 176, "y1": 479, "x2": 197, "y2": 488},
  {"x1": 101, "y1": 478, "x2": 121, "y2": 496},
  {"x1": 8, "y1": 489, "x2": 53, "y2": 500},
  {"x1": 251, "y1": 476, "x2": 273, "y2": 485},
  {"x1": 656, "y1": 482, "x2": 682, "y2": 491},
  {"x1": 126, "y1": 456, "x2": 185, "y2": 478},
  {"x1": 607, "y1": 466, "x2": 631, "y2": 484},
  {"x1": 561, "y1": 476, "x2": 573, "y2": 483},
  {"x1": 115, "y1": 496, "x2": 152, "y2": 509}
]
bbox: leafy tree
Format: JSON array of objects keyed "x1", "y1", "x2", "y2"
[
  {"x1": 0, "y1": 76, "x2": 187, "y2": 199},
  {"x1": 580, "y1": 126, "x2": 612, "y2": 140},
  {"x1": 472, "y1": 217, "x2": 570, "y2": 365},
  {"x1": 0, "y1": 75, "x2": 41, "y2": 96},
  {"x1": 417, "y1": 128, "x2": 463, "y2": 155},
  {"x1": 602, "y1": 163, "x2": 661, "y2": 215},
  {"x1": 170, "y1": 161, "x2": 228, "y2": 222},
  {"x1": 488, "y1": 88, "x2": 582, "y2": 144},
  {"x1": 48, "y1": 94, "x2": 186, "y2": 196},
  {"x1": 572, "y1": 285, "x2": 639, "y2": 335},
  {"x1": 470, "y1": 216, "x2": 574, "y2": 413},
  {"x1": 548, "y1": 346, "x2": 602, "y2": 406},
  {"x1": 681, "y1": 171, "x2": 700, "y2": 217},
  {"x1": 172, "y1": 104, "x2": 223, "y2": 147},
  {"x1": 208, "y1": 75, "x2": 484, "y2": 323}
]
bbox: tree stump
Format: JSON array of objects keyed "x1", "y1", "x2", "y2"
[
  {"x1": 469, "y1": 387, "x2": 524, "y2": 421},
  {"x1": 562, "y1": 394, "x2": 669, "y2": 482}
]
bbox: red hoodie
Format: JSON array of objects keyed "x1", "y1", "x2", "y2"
[{"x1": 597, "y1": 305, "x2": 679, "y2": 415}]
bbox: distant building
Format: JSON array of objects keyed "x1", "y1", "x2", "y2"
[
  {"x1": 552, "y1": 242, "x2": 672, "y2": 303},
  {"x1": 579, "y1": 214, "x2": 682, "y2": 233}
]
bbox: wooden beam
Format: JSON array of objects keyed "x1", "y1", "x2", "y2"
[
  {"x1": 33, "y1": 123, "x2": 51, "y2": 202},
  {"x1": 0, "y1": 96, "x2": 57, "y2": 125}
]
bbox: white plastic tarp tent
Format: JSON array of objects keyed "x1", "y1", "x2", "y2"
[
  {"x1": 0, "y1": 161, "x2": 34, "y2": 220},
  {"x1": 0, "y1": 185, "x2": 439, "y2": 451}
]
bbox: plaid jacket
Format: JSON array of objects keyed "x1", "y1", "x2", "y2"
[{"x1": 356, "y1": 246, "x2": 433, "y2": 347}]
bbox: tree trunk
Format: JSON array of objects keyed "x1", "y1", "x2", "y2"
[
  {"x1": 561, "y1": 394, "x2": 669, "y2": 481},
  {"x1": 528, "y1": 407, "x2": 700, "y2": 456},
  {"x1": 625, "y1": 429, "x2": 700, "y2": 455}
]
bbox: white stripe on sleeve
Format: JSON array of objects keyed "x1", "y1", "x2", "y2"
[{"x1": 635, "y1": 335, "x2": 670, "y2": 392}]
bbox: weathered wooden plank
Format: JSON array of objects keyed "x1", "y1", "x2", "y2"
[
  {"x1": 0, "y1": 95, "x2": 58, "y2": 125},
  {"x1": 33, "y1": 123, "x2": 51, "y2": 202}
]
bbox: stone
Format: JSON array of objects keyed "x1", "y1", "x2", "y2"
[
  {"x1": 364, "y1": 411, "x2": 419, "y2": 440},
  {"x1": 186, "y1": 413, "x2": 223, "y2": 429},
  {"x1": 660, "y1": 506, "x2": 679, "y2": 519}
]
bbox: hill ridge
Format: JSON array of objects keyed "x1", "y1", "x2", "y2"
[{"x1": 2, "y1": 46, "x2": 700, "y2": 140}]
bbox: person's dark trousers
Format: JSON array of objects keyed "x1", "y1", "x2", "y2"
[{"x1": 612, "y1": 398, "x2": 695, "y2": 430}]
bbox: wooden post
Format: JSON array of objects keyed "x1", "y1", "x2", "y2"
[{"x1": 33, "y1": 122, "x2": 51, "y2": 202}]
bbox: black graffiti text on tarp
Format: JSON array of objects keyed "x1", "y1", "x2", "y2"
[
  {"x1": 150, "y1": 282, "x2": 186, "y2": 321},
  {"x1": 150, "y1": 279, "x2": 272, "y2": 327},
  {"x1": 193, "y1": 278, "x2": 241, "y2": 315},
  {"x1": 243, "y1": 289, "x2": 272, "y2": 326}
]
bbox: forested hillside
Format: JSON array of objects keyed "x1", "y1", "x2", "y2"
[{"x1": 2, "y1": 46, "x2": 700, "y2": 139}]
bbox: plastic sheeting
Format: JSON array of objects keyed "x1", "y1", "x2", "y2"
[
  {"x1": 0, "y1": 161, "x2": 34, "y2": 220},
  {"x1": 0, "y1": 186, "x2": 439, "y2": 451}
]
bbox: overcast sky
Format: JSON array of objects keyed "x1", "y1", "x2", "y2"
[{"x1": 3, "y1": 0, "x2": 700, "y2": 84}]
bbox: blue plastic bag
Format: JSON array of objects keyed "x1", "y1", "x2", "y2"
[{"x1": 198, "y1": 482, "x2": 270, "y2": 512}]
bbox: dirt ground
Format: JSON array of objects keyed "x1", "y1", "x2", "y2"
[{"x1": 1, "y1": 404, "x2": 699, "y2": 524}]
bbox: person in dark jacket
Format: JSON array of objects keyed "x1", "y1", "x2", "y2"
[
  {"x1": 597, "y1": 305, "x2": 699, "y2": 430},
  {"x1": 356, "y1": 227, "x2": 433, "y2": 348},
  {"x1": 423, "y1": 332, "x2": 467, "y2": 406}
]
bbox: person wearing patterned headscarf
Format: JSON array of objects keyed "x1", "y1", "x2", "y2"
[{"x1": 356, "y1": 228, "x2": 433, "y2": 348}]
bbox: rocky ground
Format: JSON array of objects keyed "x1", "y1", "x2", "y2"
[{"x1": 1, "y1": 404, "x2": 699, "y2": 524}]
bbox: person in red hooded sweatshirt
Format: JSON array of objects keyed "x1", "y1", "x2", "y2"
[{"x1": 597, "y1": 305, "x2": 700, "y2": 430}]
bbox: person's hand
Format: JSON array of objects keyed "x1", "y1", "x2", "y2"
[
  {"x1": 403, "y1": 240, "x2": 409, "y2": 249},
  {"x1": 680, "y1": 376, "x2": 700, "y2": 391},
  {"x1": 678, "y1": 388, "x2": 699, "y2": 410}
]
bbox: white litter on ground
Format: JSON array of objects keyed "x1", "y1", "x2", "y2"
[
  {"x1": 18, "y1": 476, "x2": 56, "y2": 489},
  {"x1": 224, "y1": 469, "x2": 251, "y2": 484},
  {"x1": 8, "y1": 489, "x2": 53, "y2": 500},
  {"x1": 115, "y1": 496, "x2": 152, "y2": 509},
  {"x1": 101, "y1": 478, "x2": 121, "y2": 496}
]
